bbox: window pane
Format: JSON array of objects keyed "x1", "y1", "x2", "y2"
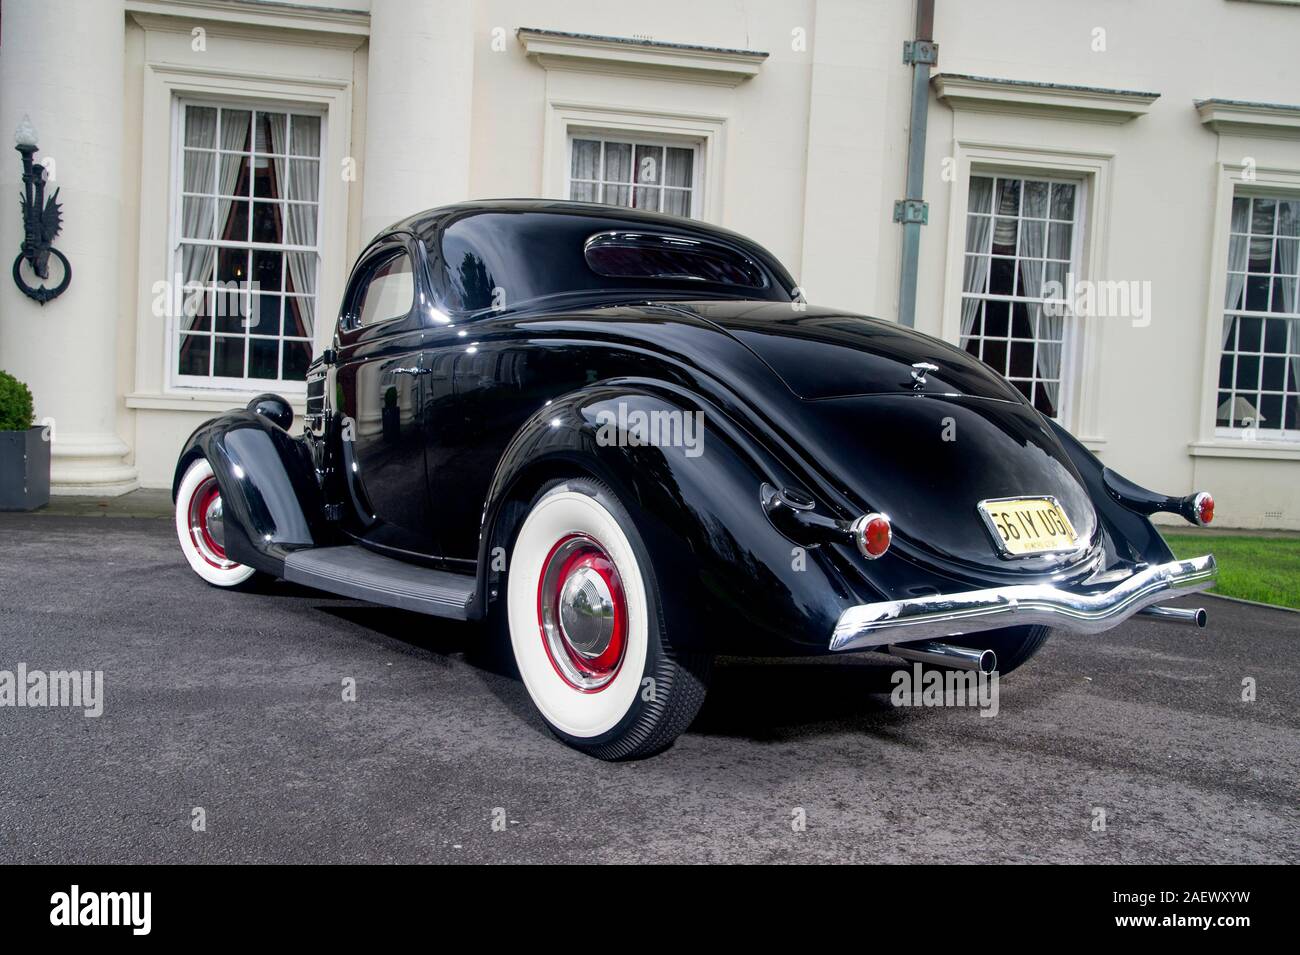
[
  {"x1": 185, "y1": 106, "x2": 217, "y2": 149},
  {"x1": 178, "y1": 334, "x2": 211, "y2": 376},
  {"x1": 570, "y1": 180, "x2": 597, "y2": 203},
  {"x1": 290, "y1": 115, "x2": 321, "y2": 157},
  {"x1": 285, "y1": 204, "x2": 316, "y2": 246},
  {"x1": 250, "y1": 293, "x2": 281, "y2": 336},
  {"x1": 1047, "y1": 222, "x2": 1072, "y2": 260},
  {"x1": 284, "y1": 296, "x2": 314, "y2": 338},
  {"x1": 1050, "y1": 183, "x2": 1076, "y2": 220},
  {"x1": 662, "y1": 188, "x2": 690, "y2": 217},
  {"x1": 219, "y1": 153, "x2": 250, "y2": 197},
  {"x1": 664, "y1": 147, "x2": 693, "y2": 187},
  {"x1": 183, "y1": 149, "x2": 215, "y2": 195},
  {"x1": 256, "y1": 112, "x2": 287, "y2": 155},
  {"x1": 180, "y1": 284, "x2": 211, "y2": 333},
  {"x1": 633, "y1": 186, "x2": 660, "y2": 212},
  {"x1": 285, "y1": 252, "x2": 317, "y2": 296},
  {"x1": 217, "y1": 247, "x2": 248, "y2": 285},
  {"x1": 634, "y1": 145, "x2": 663, "y2": 185},
  {"x1": 282, "y1": 339, "x2": 312, "y2": 381},
  {"x1": 991, "y1": 218, "x2": 1017, "y2": 256},
  {"x1": 214, "y1": 336, "x2": 246, "y2": 378},
  {"x1": 1251, "y1": 199, "x2": 1276, "y2": 236},
  {"x1": 604, "y1": 142, "x2": 633, "y2": 182},
  {"x1": 968, "y1": 176, "x2": 994, "y2": 214},
  {"x1": 996, "y1": 178, "x2": 1020, "y2": 216},
  {"x1": 571, "y1": 139, "x2": 600, "y2": 179},
  {"x1": 181, "y1": 197, "x2": 214, "y2": 239},
  {"x1": 221, "y1": 109, "x2": 251, "y2": 153},
  {"x1": 1022, "y1": 180, "x2": 1049, "y2": 218},
  {"x1": 249, "y1": 337, "x2": 279, "y2": 380},
  {"x1": 253, "y1": 157, "x2": 280, "y2": 199},
  {"x1": 214, "y1": 285, "x2": 248, "y2": 334},
  {"x1": 252, "y1": 249, "x2": 282, "y2": 292},
  {"x1": 252, "y1": 201, "x2": 284, "y2": 244},
  {"x1": 604, "y1": 184, "x2": 630, "y2": 208},
  {"x1": 217, "y1": 197, "x2": 248, "y2": 242},
  {"x1": 287, "y1": 159, "x2": 319, "y2": 202}
]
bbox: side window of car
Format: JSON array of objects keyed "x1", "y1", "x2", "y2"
[{"x1": 355, "y1": 250, "x2": 414, "y2": 328}]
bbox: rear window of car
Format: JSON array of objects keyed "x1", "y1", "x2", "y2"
[
  {"x1": 436, "y1": 211, "x2": 791, "y2": 314},
  {"x1": 583, "y1": 232, "x2": 768, "y2": 289}
]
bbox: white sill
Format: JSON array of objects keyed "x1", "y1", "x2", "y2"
[
  {"x1": 127, "y1": 390, "x2": 307, "y2": 414},
  {"x1": 1188, "y1": 439, "x2": 1300, "y2": 461}
]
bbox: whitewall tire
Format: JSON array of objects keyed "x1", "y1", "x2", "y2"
[
  {"x1": 505, "y1": 478, "x2": 710, "y2": 760},
  {"x1": 175, "y1": 458, "x2": 258, "y2": 588}
]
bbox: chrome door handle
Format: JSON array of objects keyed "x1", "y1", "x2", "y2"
[{"x1": 392, "y1": 367, "x2": 429, "y2": 376}]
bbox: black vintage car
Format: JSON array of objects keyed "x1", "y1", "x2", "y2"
[{"x1": 173, "y1": 200, "x2": 1217, "y2": 759}]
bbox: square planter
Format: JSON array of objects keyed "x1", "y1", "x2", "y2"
[{"x1": 0, "y1": 427, "x2": 50, "y2": 511}]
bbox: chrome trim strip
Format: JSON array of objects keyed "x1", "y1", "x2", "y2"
[{"x1": 830, "y1": 555, "x2": 1216, "y2": 652}]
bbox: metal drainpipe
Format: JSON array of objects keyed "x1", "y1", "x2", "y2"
[{"x1": 895, "y1": 0, "x2": 937, "y2": 328}]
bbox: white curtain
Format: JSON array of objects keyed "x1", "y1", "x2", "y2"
[
  {"x1": 1280, "y1": 200, "x2": 1300, "y2": 410},
  {"x1": 270, "y1": 116, "x2": 318, "y2": 339},
  {"x1": 1019, "y1": 201, "x2": 1059, "y2": 409},
  {"x1": 960, "y1": 177, "x2": 994, "y2": 339},
  {"x1": 1223, "y1": 198, "x2": 1251, "y2": 350},
  {"x1": 180, "y1": 108, "x2": 219, "y2": 327}
]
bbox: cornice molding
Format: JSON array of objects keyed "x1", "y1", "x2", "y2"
[
  {"x1": 1196, "y1": 98, "x2": 1300, "y2": 137},
  {"x1": 518, "y1": 27, "x2": 767, "y2": 87},
  {"x1": 934, "y1": 73, "x2": 1159, "y2": 123}
]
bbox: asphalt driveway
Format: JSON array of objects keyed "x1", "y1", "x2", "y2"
[{"x1": 1, "y1": 512, "x2": 1296, "y2": 863}]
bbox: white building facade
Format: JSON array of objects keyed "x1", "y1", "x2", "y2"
[{"x1": 1, "y1": 0, "x2": 1298, "y2": 527}]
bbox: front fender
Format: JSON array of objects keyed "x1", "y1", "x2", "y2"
[
  {"x1": 174, "y1": 409, "x2": 323, "y2": 576},
  {"x1": 476, "y1": 384, "x2": 871, "y2": 655}
]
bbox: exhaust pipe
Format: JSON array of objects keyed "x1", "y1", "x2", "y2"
[
  {"x1": 889, "y1": 640, "x2": 997, "y2": 673},
  {"x1": 1136, "y1": 605, "x2": 1207, "y2": 628}
]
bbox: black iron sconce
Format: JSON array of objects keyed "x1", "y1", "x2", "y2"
[{"x1": 12, "y1": 116, "x2": 70, "y2": 305}]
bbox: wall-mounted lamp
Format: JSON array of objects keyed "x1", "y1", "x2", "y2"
[{"x1": 12, "y1": 115, "x2": 71, "y2": 304}]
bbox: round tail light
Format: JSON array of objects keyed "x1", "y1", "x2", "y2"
[
  {"x1": 851, "y1": 512, "x2": 892, "y2": 559},
  {"x1": 1194, "y1": 491, "x2": 1214, "y2": 526}
]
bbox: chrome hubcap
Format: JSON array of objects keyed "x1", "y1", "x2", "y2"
[
  {"x1": 558, "y1": 565, "x2": 616, "y2": 658},
  {"x1": 204, "y1": 494, "x2": 225, "y2": 551},
  {"x1": 537, "y1": 534, "x2": 627, "y2": 691}
]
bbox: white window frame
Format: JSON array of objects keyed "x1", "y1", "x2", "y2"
[
  {"x1": 127, "y1": 56, "x2": 354, "y2": 416},
  {"x1": 940, "y1": 141, "x2": 1114, "y2": 447},
  {"x1": 566, "y1": 131, "x2": 704, "y2": 218},
  {"x1": 1198, "y1": 164, "x2": 1300, "y2": 452},
  {"x1": 957, "y1": 172, "x2": 1088, "y2": 422},
  {"x1": 167, "y1": 96, "x2": 327, "y2": 394},
  {"x1": 543, "y1": 101, "x2": 728, "y2": 223}
]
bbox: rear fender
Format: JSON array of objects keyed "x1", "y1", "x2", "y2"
[
  {"x1": 173, "y1": 409, "x2": 322, "y2": 576},
  {"x1": 475, "y1": 384, "x2": 867, "y2": 654},
  {"x1": 1047, "y1": 420, "x2": 1175, "y2": 567}
]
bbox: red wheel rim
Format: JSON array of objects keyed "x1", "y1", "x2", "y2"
[
  {"x1": 187, "y1": 475, "x2": 235, "y2": 570},
  {"x1": 536, "y1": 534, "x2": 628, "y2": 692}
]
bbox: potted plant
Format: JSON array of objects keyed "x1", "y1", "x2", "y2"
[{"x1": 0, "y1": 370, "x2": 49, "y2": 511}]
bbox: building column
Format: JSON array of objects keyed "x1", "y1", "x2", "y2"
[
  {"x1": 0, "y1": 0, "x2": 136, "y2": 494},
  {"x1": 361, "y1": 0, "x2": 475, "y2": 242}
]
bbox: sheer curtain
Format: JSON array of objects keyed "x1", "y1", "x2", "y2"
[
  {"x1": 180, "y1": 108, "x2": 218, "y2": 322},
  {"x1": 960, "y1": 177, "x2": 993, "y2": 339},
  {"x1": 1223, "y1": 197, "x2": 1251, "y2": 350},
  {"x1": 1019, "y1": 204, "x2": 1059, "y2": 409},
  {"x1": 1280, "y1": 200, "x2": 1300, "y2": 421},
  {"x1": 270, "y1": 116, "x2": 318, "y2": 339}
]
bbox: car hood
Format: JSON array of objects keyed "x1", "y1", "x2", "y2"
[{"x1": 657, "y1": 301, "x2": 1099, "y2": 577}]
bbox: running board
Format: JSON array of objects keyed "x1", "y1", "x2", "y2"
[{"x1": 283, "y1": 546, "x2": 475, "y2": 620}]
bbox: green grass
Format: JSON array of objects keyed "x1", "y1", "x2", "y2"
[{"x1": 1164, "y1": 534, "x2": 1300, "y2": 610}]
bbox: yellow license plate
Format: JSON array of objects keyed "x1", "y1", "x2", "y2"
[{"x1": 978, "y1": 497, "x2": 1079, "y2": 556}]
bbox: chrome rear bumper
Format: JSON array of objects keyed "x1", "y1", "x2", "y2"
[{"x1": 830, "y1": 555, "x2": 1216, "y2": 653}]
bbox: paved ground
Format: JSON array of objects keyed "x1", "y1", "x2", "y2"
[{"x1": 0, "y1": 512, "x2": 1296, "y2": 864}]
